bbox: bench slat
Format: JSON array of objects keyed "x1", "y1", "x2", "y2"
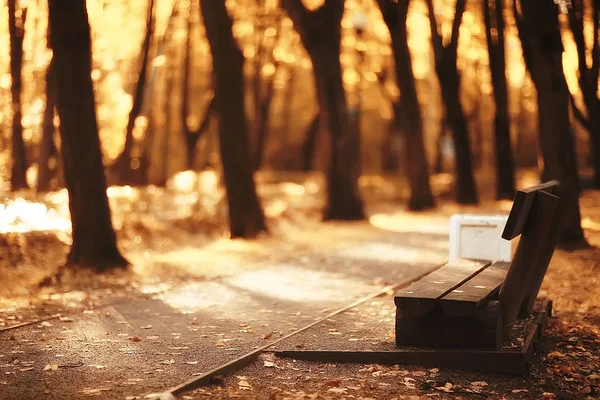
[
  {"x1": 440, "y1": 262, "x2": 510, "y2": 317},
  {"x1": 394, "y1": 259, "x2": 491, "y2": 316},
  {"x1": 502, "y1": 180, "x2": 559, "y2": 240}
]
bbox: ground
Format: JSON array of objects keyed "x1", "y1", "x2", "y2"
[{"x1": 0, "y1": 170, "x2": 599, "y2": 399}]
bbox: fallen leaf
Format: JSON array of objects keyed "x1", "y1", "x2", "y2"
[
  {"x1": 512, "y1": 389, "x2": 528, "y2": 393},
  {"x1": 215, "y1": 341, "x2": 225, "y2": 347},
  {"x1": 580, "y1": 386, "x2": 592, "y2": 395},
  {"x1": 238, "y1": 380, "x2": 252, "y2": 390},
  {"x1": 40, "y1": 321, "x2": 52, "y2": 327},
  {"x1": 263, "y1": 361, "x2": 275, "y2": 368},
  {"x1": 263, "y1": 333, "x2": 273, "y2": 340},
  {"x1": 129, "y1": 336, "x2": 141, "y2": 342},
  {"x1": 9, "y1": 335, "x2": 16, "y2": 341},
  {"x1": 434, "y1": 383, "x2": 454, "y2": 393},
  {"x1": 80, "y1": 388, "x2": 111, "y2": 396}
]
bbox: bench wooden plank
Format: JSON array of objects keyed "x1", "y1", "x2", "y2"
[
  {"x1": 499, "y1": 190, "x2": 560, "y2": 328},
  {"x1": 502, "y1": 180, "x2": 560, "y2": 240},
  {"x1": 394, "y1": 259, "x2": 491, "y2": 316},
  {"x1": 440, "y1": 262, "x2": 510, "y2": 317}
]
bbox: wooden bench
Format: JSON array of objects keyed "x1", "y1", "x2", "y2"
[{"x1": 395, "y1": 180, "x2": 562, "y2": 349}]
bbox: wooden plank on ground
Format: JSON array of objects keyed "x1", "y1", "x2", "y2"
[
  {"x1": 440, "y1": 262, "x2": 510, "y2": 317},
  {"x1": 273, "y1": 349, "x2": 529, "y2": 375},
  {"x1": 502, "y1": 180, "x2": 560, "y2": 240},
  {"x1": 394, "y1": 259, "x2": 490, "y2": 316}
]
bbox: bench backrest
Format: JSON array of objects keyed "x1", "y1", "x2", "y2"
[{"x1": 498, "y1": 180, "x2": 562, "y2": 328}]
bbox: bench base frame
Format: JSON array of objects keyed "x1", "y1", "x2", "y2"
[{"x1": 273, "y1": 300, "x2": 552, "y2": 376}]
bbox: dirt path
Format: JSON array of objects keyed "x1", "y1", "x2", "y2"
[{"x1": 0, "y1": 227, "x2": 445, "y2": 400}]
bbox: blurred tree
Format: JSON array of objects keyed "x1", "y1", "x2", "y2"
[
  {"x1": 8, "y1": 0, "x2": 28, "y2": 191},
  {"x1": 250, "y1": 8, "x2": 282, "y2": 171},
  {"x1": 376, "y1": 0, "x2": 435, "y2": 210},
  {"x1": 301, "y1": 113, "x2": 320, "y2": 171},
  {"x1": 181, "y1": 3, "x2": 214, "y2": 170},
  {"x1": 282, "y1": 0, "x2": 365, "y2": 220},
  {"x1": 484, "y1": 0, "x2": 516, "y2": 199},
  {"x1": 37, "y1": 55, "x2": 59, "y2": 192},
  {"x1": 515, "y1": 0, "x2": 588, "y2": 248},
  {"x1": 112, "y1": 0, "x2": 155, "y2": 185},
  {"x1": 426, "y1": 0, "x2": 478, "y2": 204},
  {"x1": 199, "y1": 0, "x2": 267, "y2": 238},
  {"x1": 48, "y1": 0, "x2": 128, "y2": 270},
  {"x1": 567, "y1": 0, "x2": 599, "y2": 188}
]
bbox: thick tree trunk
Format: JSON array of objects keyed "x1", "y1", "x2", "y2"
[
  {"x1": 313, "y1": 49, "x2": 365, "y2": 220},
  {"x1": 48, "y1": 0, "x2": 127, "y2": 270},
  {"x1": 37, "y1": 57, "x2": 58, "y2": 192},
  {"x1": 282, "y1": 0, "x2": 364, "y2": 220},
  {"x1": 200, "y1": 0, "x2": 267, "y2": 238},
  {"x1": 8, "y1": 0, "x2": 28, "y2": 191},
  {"x1": 112, "y1": 0, "x2": 154, "y2": 185},
  {"x1": 484, "y1": 0, "x2": 515, "y2": 200},
  {"x1": 426, "y1": 0, "x2": 478, "y2": 204},
  {"x1": 380, "y1": 0, "x2": 434, "y2": 210},
  {"x1": 438, "y1": 59, "x2": 478, "y2": 204},
  {"x1": 519, "y1": 0, "x2": 587, "y2": 248}
]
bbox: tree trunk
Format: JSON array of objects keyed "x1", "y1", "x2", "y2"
[
  {"x1": 48, "y1": 0, "x2": 127, "y2": 270},
  {"x1": 484, "y1": 0, "x2": 516, "y2": 200},
  {"x1": 567, "y1": 0, "x2": 600, "y2": 188},
  {"x1": 301, "y1": 113, "x2": 319, "y2": 171},
  {"x1": 200, "y1": 0, "x2": 267, "y2": 238},
  {"x1": 426, "y1": 0, "x2": 478, "y2": 204},
  {"x1": 8, "y1": 0, "x2": 28, "y2": 191},
  {"x1": 313, "y1": 49, "x2": 365, "y2": 220},
  {"x1": 380, "y1": 100, "x2": 401, "y2": 172},
  {"x1": 37, "y1": 57, "x2": 58, "y2": 192},
  {"x1": 378, "y1": 0, "x2": 435, "y2": 210},
  {"x1": 518, "y1": 0, "x2": 588, "y2": 248},
  {"x1": 438, "y1": 59, "x2": 478, "y2": 204},
  {"x1": 112, "y1": 0, "x2": 155, "y2": 185},
  {"x1": 282, "y1": 0, "x2": 364, "y2": 220}
]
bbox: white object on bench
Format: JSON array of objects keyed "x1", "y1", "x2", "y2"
[{"x1": 449, "y1": 214, "x2": 512, "y2": 263}]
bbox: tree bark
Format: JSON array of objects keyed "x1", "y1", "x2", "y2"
[
  {"x1": 376, "y1": 0, "x2": 435, "y2": 210},
  {"x1": 199, "y1": 0, "x2": 267, "y2": 238},
  {"x1": 112, "y1": 0, "x2": 155, "y2": 185},
  {"x1": 484, "y1": 0, "x2": 516, "y2": 199},
  {"x1": 517, "y1": 0, "x2": 588, "y2": 248},
  {"x1": 48, "y1": 0, "x2": 128, "y2": 270},
  {"x1": 567, "y1": 0, "x2": 600, "y2": 188},
  {"x1": 426, "y1": 0, "x2": 478, "y2": 204},
  {"x1": 37, "y1": 56, "x2": 58, "y2": 192},
  {"x1": 282, "y1": 0, "x2": 365, "y2": 220},
  {"x1": 8, "y1": 0, "x2": 28, "y2": 191}
]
